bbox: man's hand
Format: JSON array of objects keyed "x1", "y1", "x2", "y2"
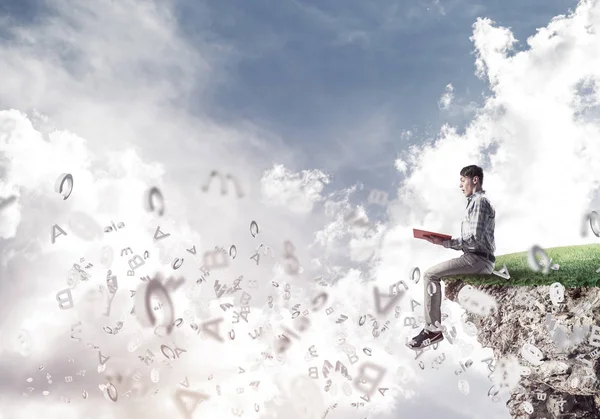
[{"x1": 424, "y1": 235, "x2": 445, "y2": 246}]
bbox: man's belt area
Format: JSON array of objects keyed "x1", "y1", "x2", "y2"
[{"x1": 466, "y1": 251, "x2": 495, "y2": 263}]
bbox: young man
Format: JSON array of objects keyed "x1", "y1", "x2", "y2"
[{"x1": 407, "y1": 165, "x2": 496, "y2": 350}]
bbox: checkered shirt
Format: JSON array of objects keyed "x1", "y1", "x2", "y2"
[{"x1": 443, "y1": 190, "x2": 496, "y2": 255}]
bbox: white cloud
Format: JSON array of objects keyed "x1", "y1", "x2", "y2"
[
  {"x1": 394, "y1": 158, "x2": 408, "y2": 174},
  {"x1": 0, "y1": 2, "x2": 435, "y2": 419},
  {"x1": 330, "y1": 1, "x2": 600, "y2": 418},
  {"x1": 437, "y1": 83, "x2": 481, "y2": 120},
  {"x1": 392, "y1": 2, "x2": 600, "y2": 256},
  {"x1": 0, "y1": 2, "x2": 343, "y2": 418},
  {"x1": 3, "y1": 0, "x2": 600, "y2": 419},
  {"x1": 470, "y1": 18, "x2": 518, "y2": 83},
  {"x1": 260, "y1": 164, "x2": 331, "y2": 213},
  {"x1": 438, "y1": 83, "x2": 455, "y2": 109}
]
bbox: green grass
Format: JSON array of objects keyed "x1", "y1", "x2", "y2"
[{"x1": 445, "y1": 244, "x2": 600, "y2": 288}]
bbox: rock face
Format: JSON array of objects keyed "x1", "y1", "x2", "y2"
[{"x1": 445, "y1": 280, "x2": 600, "y2": 418}]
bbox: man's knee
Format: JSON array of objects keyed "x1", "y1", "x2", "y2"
[
  {"x1": 424, "y1": 269, "x2": 440, "y2": 282},
  {"x1": 424, "y1": 267, "x2": 445, "y2": 294}
]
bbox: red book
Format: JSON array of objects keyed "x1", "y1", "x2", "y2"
[{"x1": 413, "y1": 228, "x2": 452, "y2": 241}]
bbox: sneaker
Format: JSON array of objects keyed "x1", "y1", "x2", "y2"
[{"x1": 406, "y1": 328, "x2": 444, "y2": 350}]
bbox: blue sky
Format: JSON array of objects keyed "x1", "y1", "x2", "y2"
[
  {"x1": 0, "y1": 0, "x2": 582, "y2": 197},
  {"x1": 173, "y1": 0, "x2": 579, "y2": 194}
]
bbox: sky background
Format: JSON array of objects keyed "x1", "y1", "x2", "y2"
[{"x1": 0, "y1": 0, "x2": 599, "y2": 418}]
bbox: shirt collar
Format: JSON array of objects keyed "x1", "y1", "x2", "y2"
[{"x1": 467, "y1": 190, "x2": 485, "y2": 204}]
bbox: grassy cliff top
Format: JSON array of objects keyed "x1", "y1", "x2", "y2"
[{"x1": 445, "y1": 244, "x2": 600, "y2": 287}]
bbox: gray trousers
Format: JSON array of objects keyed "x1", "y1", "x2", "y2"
[{"x1": 423, "y1": 252, "x2": 494, "y2": 331}]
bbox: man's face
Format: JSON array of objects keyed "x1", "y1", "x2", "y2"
[{"x1": 459, "y1": 176, "x2": 477, "y2": 197}]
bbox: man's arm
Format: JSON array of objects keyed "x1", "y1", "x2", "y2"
[{"x1": 443, "y1": 237, "x2": 462, "y2": 250}]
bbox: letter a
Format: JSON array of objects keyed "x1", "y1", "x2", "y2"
[
  {"x1": 201, "y1": 317, "x2": 224, "y2": 342},
  {"x1": 153, "y1": 226, "x2": 170, "y2": 241},
  {"x1": 174, "y1": 388, "x2": 209, "y2": 419},
  {"x1": 52, "y1": 224, "x2": 67, "y2": 244},
  {"x1": 374, "y1": 286, "x2": 402, "y2": 315},
  {"x1": 99, "y1": 351, "x2": 110, "y2": 365}
]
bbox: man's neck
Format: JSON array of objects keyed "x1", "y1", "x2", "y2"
[{"x1": 468, "y1": 188, "x2": 483, "y2": 198}]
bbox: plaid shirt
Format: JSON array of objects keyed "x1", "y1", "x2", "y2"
[{"x1": 443, "y1": 190, "x2": 496, "y2": 255}]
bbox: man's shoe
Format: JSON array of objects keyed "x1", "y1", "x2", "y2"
[{"x1": 406, "y1": 328, "x2": 444, "y2": 350}]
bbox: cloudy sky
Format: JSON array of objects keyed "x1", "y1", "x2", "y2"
[{"x1": 0, "y1": 0, "x2": 599, "y2": 418}]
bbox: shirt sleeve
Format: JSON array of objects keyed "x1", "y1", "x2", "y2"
[
  {"x1": 463, "y1": 198, "x2": 491, "y2": 249},
  {"x1": 443, "y1": 238, "x2": 462, "y2": 250}
]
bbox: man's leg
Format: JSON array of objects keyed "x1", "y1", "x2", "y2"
[{"x1": 424, "y1": 253, "x2": 493, "y2": 331}]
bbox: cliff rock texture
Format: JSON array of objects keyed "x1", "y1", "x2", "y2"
[{"x1": 445, "y1": 280, "x2": 600, "y2": 418}]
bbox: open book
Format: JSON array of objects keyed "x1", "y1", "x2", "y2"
[{"x1": 413, "y1": 228, "x2": 452, "y2": 241}]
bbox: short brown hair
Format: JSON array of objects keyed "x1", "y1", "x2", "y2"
[{"x1": 460, "y1": 165, "x2": 484, "y2": 185}]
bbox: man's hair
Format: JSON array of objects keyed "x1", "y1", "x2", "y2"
[{"x1": 460, "y1": 165, "x2": 484, "y2": 185}]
